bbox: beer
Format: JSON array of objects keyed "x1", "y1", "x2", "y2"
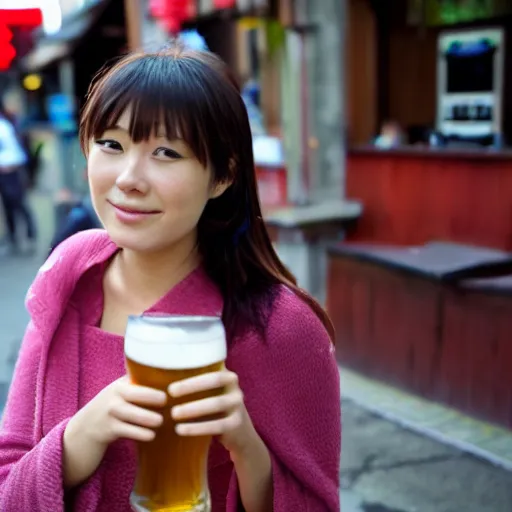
[{"x1": 125, "y1": 315, "x2": 227, "y2": 512}]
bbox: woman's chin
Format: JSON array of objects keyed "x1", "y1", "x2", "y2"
[
  {"x1": 105, "y1": 227, "x2": 160, "y2": 254},
  {"x1": 104, "y1": 220, "x2": 197, "y2": 256}
]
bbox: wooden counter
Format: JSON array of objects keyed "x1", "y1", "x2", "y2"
[
  {"x1": 327, "y1": 241, "x2": 512, "y2": 428},
  {"x1": 346, "y1": 146, "x2": 512, "y2": 251}
]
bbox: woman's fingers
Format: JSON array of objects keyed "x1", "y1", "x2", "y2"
[
  {"x1": 112, "y1": 401, "x2": 164, "y2": 429},
  {"x1": 111, "y1": 418, "x2": 157, "y2": 442},
  {"x1": 169, "y1": 371, "x2": 238, "y2": 398},
  {"x1": 175, "y1": 413, "x2": 243, "y2": 437},
  {"x1": 172, "y1": 391, "x2": 243, "y2": 421},
  {"x1": 169, "y1": 370, "x2": 248, "y2": 440},
  {"x1": 119, "y1": 380, "x2": 168, "y2": 407}
]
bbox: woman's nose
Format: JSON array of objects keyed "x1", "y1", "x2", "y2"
[{"x1": 115, "y1": 155, "x2": 149, "y2": 194}]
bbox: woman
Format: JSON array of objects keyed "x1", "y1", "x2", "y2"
[{"x1": 0, "y1": 45, "x2": 340, "y2": 511}]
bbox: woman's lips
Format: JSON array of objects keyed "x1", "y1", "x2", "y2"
[{"x1": 108, "y1": 201, "x2": 161, "y2": 224}]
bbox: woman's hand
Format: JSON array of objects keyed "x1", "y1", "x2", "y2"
[
  {"x1": 169, "y1": 370, "x2": 274, "y2": 511},
  {"x1": 74, "y1": 376, "x2": 167, "y2": 445},
  {"x1": 63, "y1": 376, "x2": 167, "y2": 488},
  {"x1": 169, "y1": 369, "x2": 258, "y2": 457}
]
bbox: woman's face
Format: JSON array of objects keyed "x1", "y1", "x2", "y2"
[{"x1": 88, "y1": 108, "x2": 227, "y2": 253}]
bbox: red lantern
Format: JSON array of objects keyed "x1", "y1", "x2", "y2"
[
  {"x1": 149, "y1": 0, "x2": 167, "y2": 17},
  {"x1": 213, "y1": 0, "x2": 236, "y2": 8},
  {"x1": 149, "y1": 0, "x2": 196, "y2": 34}
]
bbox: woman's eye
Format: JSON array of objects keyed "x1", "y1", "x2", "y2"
[
  {"x1": 96, "y1": 139, "x2": 123, "y2": 152},
  {"x1": 154, "y1": 147, "x2": 183, "y2": 160}
]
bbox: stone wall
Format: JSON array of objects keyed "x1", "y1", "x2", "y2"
[
  {"x1": 305, "y1": 0, "x2": 347, "y2": 202},
  {"x1": 280, "y1": 0, "x2": 347, "y2": 204}
]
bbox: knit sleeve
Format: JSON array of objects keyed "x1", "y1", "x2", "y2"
[
  {"x1": 0, "y1": 320, "x2": 68, "y2": 511},
  {"x1": 226, "y1": 290, "x2": 341, "y2": 511}
]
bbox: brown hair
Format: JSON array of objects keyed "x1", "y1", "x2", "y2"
[{"x1": 80, "y1": 43, "x2": 334, "y2": 343}]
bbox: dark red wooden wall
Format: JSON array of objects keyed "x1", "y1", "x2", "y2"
[{"x1": 346, "y1": 150, "x2": 512, "y2": 250}]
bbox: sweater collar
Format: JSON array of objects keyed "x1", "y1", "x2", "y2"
[
  {"x1": 143, "y1": 264, "x2": 223, "y2": 318},
  {"x1": 27, "y1": 230, "x2": 224, "y2": 333}
]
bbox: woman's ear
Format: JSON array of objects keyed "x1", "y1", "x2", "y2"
[
  {"x1": 209, "y1": 158, "x2": 236, "y2": 199},
  {"x1": 210, "y1": 179, "x2": 232, "y2": 199}
]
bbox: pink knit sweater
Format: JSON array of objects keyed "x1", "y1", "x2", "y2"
[{"x1": 0, "y1": 230, "x2": 341, "y2": 511}]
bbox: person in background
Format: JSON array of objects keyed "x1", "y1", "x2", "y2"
[
  {"x1": 374, "y1": 119, "x2": 404, "y2": 149},
  {"x1": 241, "y1": 76, "x2": 266, "y2": 137},
  {"x1": 0, "y1": 98, "x2": 37, "y2": 254},
  {"x1": 0, "y1": 44, "x2": 340, "y2": 511}
]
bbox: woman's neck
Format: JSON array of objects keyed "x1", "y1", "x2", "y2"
[{"x1": 112, "y1": 236, "x2": 201, "y2": 308}]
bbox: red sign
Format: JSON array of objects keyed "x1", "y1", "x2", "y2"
[
  {"x1": 0, "y1": 23, "x2": 15, "y2": 71},
  {"x1": 0, "y1": 8, "x2": 42, "y2": 70},
  {"x1": 0, "y1": 8, "x2": 43, "y2": 26},
  {"x1": 256, "y1": 165, "x2": 288, "y2": 211}
]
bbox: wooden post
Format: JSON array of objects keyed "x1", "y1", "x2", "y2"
[{"x1": 124, "y1": 0, "x2": 142, "y2": 50}]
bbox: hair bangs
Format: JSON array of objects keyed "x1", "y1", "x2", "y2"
[{"x1": 80, "y1": 55, "x2": 210, "y2": 166}]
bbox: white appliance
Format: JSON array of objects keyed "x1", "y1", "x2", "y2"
[{"x1": 437, "y1": 28, "x2": 505, "y2": 139}]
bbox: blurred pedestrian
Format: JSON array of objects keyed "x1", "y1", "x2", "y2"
[
  {"x1": 0, "y1": 44, "x2": 340, "y2": 511},
  {"x1": 48, "y1": 193, "x2": 101, "y2": 256},
  {"x1": 48, "y1": 168, "x2": 101, "y2": 256},
  {"x1": 0, "y1": 98, "x2": 37, "y2": 254}
]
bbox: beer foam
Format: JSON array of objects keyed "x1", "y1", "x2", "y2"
[{"x1": 124, "y1": 315, "x2": 227, "y2": 370}]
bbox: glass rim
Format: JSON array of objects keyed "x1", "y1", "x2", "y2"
[{"x1": 128, "y1": 314, "x2": 223, "y2": 324}]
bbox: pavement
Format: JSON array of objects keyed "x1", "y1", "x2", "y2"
[
  {"x1": 340, "y1": 398, "x2": 512, "y2": 512},
  {"x1": 1, "y1": 192, "x2": 512, "y2": 511}
]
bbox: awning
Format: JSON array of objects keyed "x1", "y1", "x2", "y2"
[
  {"x1": 21, "y1": 41, "x2": 70, "y2": 70},
  {"x1": 20, "y1": 0, "x2": 110, "y2": 71}
]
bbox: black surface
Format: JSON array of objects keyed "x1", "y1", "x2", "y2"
[{"x1": 328, "y1": 241, "x2": 512, "y2": 283}]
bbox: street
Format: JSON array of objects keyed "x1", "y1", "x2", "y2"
[
  {"x1": 0, "y1": 192, "x2": 54, "y2": 409},
  {"x1": 1, "y1": 195, "x2": 512, "y2": 512},
  {"x1": 0, "y1": 248, "x2": 37, "y2": 407}
]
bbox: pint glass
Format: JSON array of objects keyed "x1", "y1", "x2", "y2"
[{"x1": 125, "y1": 315, "x2": 227, "y2": 512}]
